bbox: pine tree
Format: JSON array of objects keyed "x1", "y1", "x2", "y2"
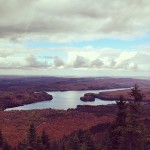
[
  {"x1": 36, "y1": 136, "x2": 44, "y2": 150},
  {"x1": 17, "y1": 140, "x2": 27, "y2": 150},
  {"x1": 66, "y1": 130, "x2": 96, "y2": 150},
  {"x1": 0, "y1": 131, "x2": 13, "y2": 150},
  {"x1": 41, "y1": 130, "x2": 50, "y2": 150},
  {"x1": 67, "y1": 134, "x2": 80, "y2": 150},
  {"x1": 41, "y1": 131, "x2": 50, "y2": 147},
  {"x1": 77, "y1": 129, "x2": 84, "y2": 144},
  {"x1": 116, "y1": 95, "x2": 127, "y2": 126},
  {"x1": 129, "y1": 84, "x2": 144, "y2": 102},
  {"x1": 0, "y1": 130, "x2": 4, "y2": 148},
  {"x1": 17, "y1": 125, "x2": 55, "y2": 150},
  {"x1": 27, "y1": 124, "x2": 37, "y2": 149},
  {"x1": 82, "y1": 132, "x2": 95, "y2": 150},
  {"x1": 101, "y1": 85, "x2": 146, "y2": 150}
]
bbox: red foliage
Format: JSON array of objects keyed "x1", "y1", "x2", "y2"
[
  {"x1": 0, "y1": 92, "x2": 52, "y2": 110},
  {"x1": 0, "y1": 109, "x2": 113, "y2": 146}
]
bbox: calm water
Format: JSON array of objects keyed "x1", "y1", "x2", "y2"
[{"x1": 6, "y1": 88, "x2": 129, "y2": 110}]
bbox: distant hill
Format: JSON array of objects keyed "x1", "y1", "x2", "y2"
[{"x1": 0, "y1": 76, "x2": 150, "y2": 92}]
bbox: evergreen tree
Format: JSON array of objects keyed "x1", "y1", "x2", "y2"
[
  {"x1": 36, "y1": 136, "x2": 44, "y2": 150},
  {"x1": 129, "y1": 84, "x2": 144, "y2": 102},
  {"x1": 0, "y1": 130, "x2": 13, "y2": 150},
  {"x1": 17, "y1": 140, "x2": 27, "y2": 150},
  {"x1": 41, "y1": 130, "x2": 50, "y2": 149},
  {"x1": 116, "y1": 95, "x2": 127, "y2": 126},
  {"x1": 17, "y1": 125, "x2": 54, "y2": 150},
  {"x1": 77, "y1": 129, "x2": 84, "y2": 144},
  {"x1": 66, "y1": 130, "x2": 95, "y2": 150},
  {"x1": 67, "y1": 134, "x2": 80, "y2": 150},
  {"x1": 0, "y1": 130, "x2": 4, "y2": 148},
  {"x1": 101, "y1": 85, "x2": 146, "y2": 150},
  {"x1": 82, "y1": 132, "x2": 95, "y2": 150},
  {"x1": 27, "y1": 124, "x2": 37, "y2": 149}
]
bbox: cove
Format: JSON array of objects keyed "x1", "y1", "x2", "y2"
[{"x1": 6, "y1": 88, "x2": 129, "y2": 110}]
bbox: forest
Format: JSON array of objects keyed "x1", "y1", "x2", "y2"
[{"x1": 0, "y1": 84, "x2": 150, "y2": 150}]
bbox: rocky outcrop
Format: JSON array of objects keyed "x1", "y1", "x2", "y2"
[{"x1": 80, "y1": 93, "x2": 95, "y2": 101}]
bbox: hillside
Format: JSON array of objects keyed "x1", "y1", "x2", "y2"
[
  {"x1": 0, "y1": 92, "x2": 52, "y2": 110},
  {"x1": 87, "y1": 88, "x2": 150, "y2": 102},
  {"x1": 0, "y1": 76, "x2": 150, "y2": 92},
  {"x1": 0, "y1": 108, "x2": 114, "y2": 146}
]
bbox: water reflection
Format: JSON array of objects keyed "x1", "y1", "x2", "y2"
[{"x1": 6, "y1": 88, "x2": 129, "y2": 110}]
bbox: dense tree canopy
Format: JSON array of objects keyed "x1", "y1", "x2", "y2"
[{"x1": 0, "y1": 85, "x2": 150, "y2": 150}]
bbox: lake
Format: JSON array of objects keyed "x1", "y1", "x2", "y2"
[{"x1": 6, "y1": 88, "x2": 129, "y2": 110}]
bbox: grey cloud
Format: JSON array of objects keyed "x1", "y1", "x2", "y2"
[
  {"x1": 0, "y1": 47, "x2": 148, "y2": 72},
  {"x1": 0, "y1": 55, "x2": 50, "y2": 70},
  {"x1": 0, "y1": 57, "x2": 24, "y2": 69},
  {"x1": 53, "y1": 57, "x2": 65, "y2": 67},
  {"x1": 69, "y1": 52, "x2": 142, "y2": 70},
  {"x1": 0, "y1": 47, "x2": 24, "y2": 58},
  {"x1": 0, "y1": 0, "x2": 150, "y2": 41},
  {"x1": 44, "y1": 56, "x2": 54, "y2": 59},
  {"x1": 109, "y1": 60, "x2": 116, "y2": 68},
  {"x1": 26, "y1": 55, "x2": 49, "y2": 68},
  {"x1": 73, "y1": 56, "x2": 89, "y2": 68},
  {"x1": 91, "y1": 58, "x2": 104, "y2": 68},
  {"x1": 111, "y1": 60, "x2": 116, "y2": 67}
]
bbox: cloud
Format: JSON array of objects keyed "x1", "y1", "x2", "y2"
[
  {"x1": 53, "y1": 56, "x2": 64, "y2": 67},
  {"x1": 0, "y1": 56, "x2": 25, "y2": 69},
  {"x1": 73, "y1": 56, "x2": 89, "y2": 68},
  {"x1": 91, "y1": 58, "x2": 104, "y2": 68},
  {"x1": 66, "y1": 48, "x2": 149, "y2": 71},
  {"x1": 128, "y1": 62, "x2": 138, "y2": 70},
  {"x1": 0, "y1": 45, "x2": 149, "y2": 73},
  {"x1": 0, "y1": 49, "x2": 15, "y2": 58},
  {"x1": 0, "y1": 0, "x2": 150, "y2": 42},
  {"x1": 114, "y1": 51, "x2": 137, "y2": 69},
  {"x1": 25, "y1": 55, "x2": 50, "y2": 68},
  {"x1": 0, "y1": 45, "x2": 149, "y2": 77}
]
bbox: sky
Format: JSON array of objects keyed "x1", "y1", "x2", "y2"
[{"x1": 0, "y1": 0, "x2": 150, "y2": 77}]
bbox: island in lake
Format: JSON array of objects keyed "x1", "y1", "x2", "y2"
[
  {"x1": 80, "y1": 88, "x2": 150, "y2": 102},
  {"x1": 0, "y1": 76, "x2": 150, "y2": 149}
]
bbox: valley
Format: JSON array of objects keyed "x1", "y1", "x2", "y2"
[{"x1": 0, "y1": 76, "x2": 150, "y2": 149}]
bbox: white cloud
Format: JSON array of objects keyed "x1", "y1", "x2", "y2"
[
  {"x1": 0, "y1": 0, "x2": 150, "y2": 76},
  {"x1": 0, "y1": 46, "x2": 149, "y2": 73},
  {"x1": 114, "y1": 51, "x2": 137, "y2": 68}
]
